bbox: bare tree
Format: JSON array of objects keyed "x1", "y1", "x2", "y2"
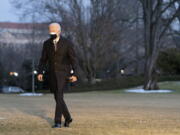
[
  {"x1": 139, "y1": 0, "x2": 180, "y2": 90},
  {"x1": 170, "y1": 1, "x2": 180, "y2": 48},
  {"x1": 11, "y1": 0, "x2": 138, "y2": 83}
]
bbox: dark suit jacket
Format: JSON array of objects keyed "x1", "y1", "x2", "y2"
[{"x1": 37, "y1": 36, "x2": 79, "y2": 92}]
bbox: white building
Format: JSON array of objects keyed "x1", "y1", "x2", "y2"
[{"x1": 0, "y1": 22, "x2": 48, "y2": 45}]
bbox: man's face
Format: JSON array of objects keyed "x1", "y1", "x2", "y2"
[{"x1": 49, "y1": 24, "x2": 61, "y2": 36}]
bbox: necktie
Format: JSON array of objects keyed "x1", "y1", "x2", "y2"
[{"x1": 53, "y1": 40, "x2": 57, "y2": 51}]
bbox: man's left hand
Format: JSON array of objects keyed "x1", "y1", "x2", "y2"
[{"x1": 69, "y1": 75, "x2": 77, "y2": 82}]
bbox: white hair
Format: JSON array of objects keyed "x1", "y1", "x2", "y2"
[{"x1": 49, "y1": 22, "x2": 61, "y2": 32}]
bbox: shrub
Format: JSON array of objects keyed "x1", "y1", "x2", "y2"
[{"x1": 157, "y1": 48, "x2": 180, "y2": 74}]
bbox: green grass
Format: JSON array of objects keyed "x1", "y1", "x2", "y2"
[
  {"x1": 34, "y1": 75, "x2": 180, "y2": 93},
  {"x1": 35, "y1": 79, "x2": 180, "y2": 94},
  {"x1": 100, "y1": 81, "x2": 180, "y2": 94},
  {"x1": 159, "y1": 81, "x2": 180, "y2": 93}
]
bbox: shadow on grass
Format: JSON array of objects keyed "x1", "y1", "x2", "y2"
[{"x1": 14, "y1": 97, "x2": 54, "y2": 126}]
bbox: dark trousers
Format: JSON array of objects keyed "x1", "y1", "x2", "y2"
[{"x1": 51, "y1": 71, "x2": 71, "y2": 124}]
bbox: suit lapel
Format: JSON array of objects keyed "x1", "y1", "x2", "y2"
[
  {"x1": 48, "y1": 36, "x2": 65, "y2": 55},
  {"x1": 49, "y1": 40, "x2": 55, "y2": 53},
  {"x1": 56, "y1": 37, "x2": 64, "y2": 52}
]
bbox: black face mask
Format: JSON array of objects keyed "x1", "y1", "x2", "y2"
[{"x1": 50, "y1": 34, "x2": 57, "y2": 40}]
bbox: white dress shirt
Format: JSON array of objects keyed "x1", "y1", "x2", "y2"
[{"x1": 53, "y1": 36, "x2": 60, "y2": 51}]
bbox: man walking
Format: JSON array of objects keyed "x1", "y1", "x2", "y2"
[{"x1": 37, "y1": 23, "x2": 78, "y2": 128}]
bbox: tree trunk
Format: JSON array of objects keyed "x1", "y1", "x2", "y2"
[
  {"x1": 140, "y1": 0, "x2": 179, "y2": 90},
  {"x1": 87, "y1": 71, "x2": 96, "y2": 84},
  {"x1": 142, "y1": 0, "x2": 160, "y2": 90},
  {"x1": 143, "y1": 55, "x2": 159, "y2": 90}
]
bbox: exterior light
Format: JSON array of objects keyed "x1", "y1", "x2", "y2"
[
  {"x1": 14, "y1": 72, "x2": 19, "y2": 77},
  {"x1": 9, "y1": 72, "x2": 14, "y2": 76},
  {"x1": 9, "y1": 72, "x2": 18, "y2": 76},
  {"x1": 33, "y1": 70, "x2": 38, "y2": 74},
  {"x1": 120, "y1": 69, "x2": 125, "y2": 74},
  {"x1": 70, "y1": 70, "x2": 74, "y2": 74}
]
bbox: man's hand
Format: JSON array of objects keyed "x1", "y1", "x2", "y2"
[
  {"x1": 37, "y1": 74, "x2": 43, "y2": 81},
  {"x1": 69, "y1": 75, "x2": 77, "y2": 82}
]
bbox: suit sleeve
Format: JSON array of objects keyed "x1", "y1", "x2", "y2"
[
  {"x1": 38, "y1": 42, "x2": 48, "y2": 74},
  {"x1": 67, "y1": 41, "x2": 79, "y2": 77}
]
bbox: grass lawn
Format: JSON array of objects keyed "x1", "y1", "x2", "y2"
[
  {"x1": 0, "y1": 81, "x2": 180, "y2": 135},
  {"x1": 106, "y1": 81, "x2": 180, "y2": 94}
]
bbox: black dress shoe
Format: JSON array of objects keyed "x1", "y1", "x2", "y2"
[
  {"x1": 64, "y1": 118, "x2": 73, "y2": 127},
  {"x1": 52, "y1": 123, "x2": 61, "y2": 128}
]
